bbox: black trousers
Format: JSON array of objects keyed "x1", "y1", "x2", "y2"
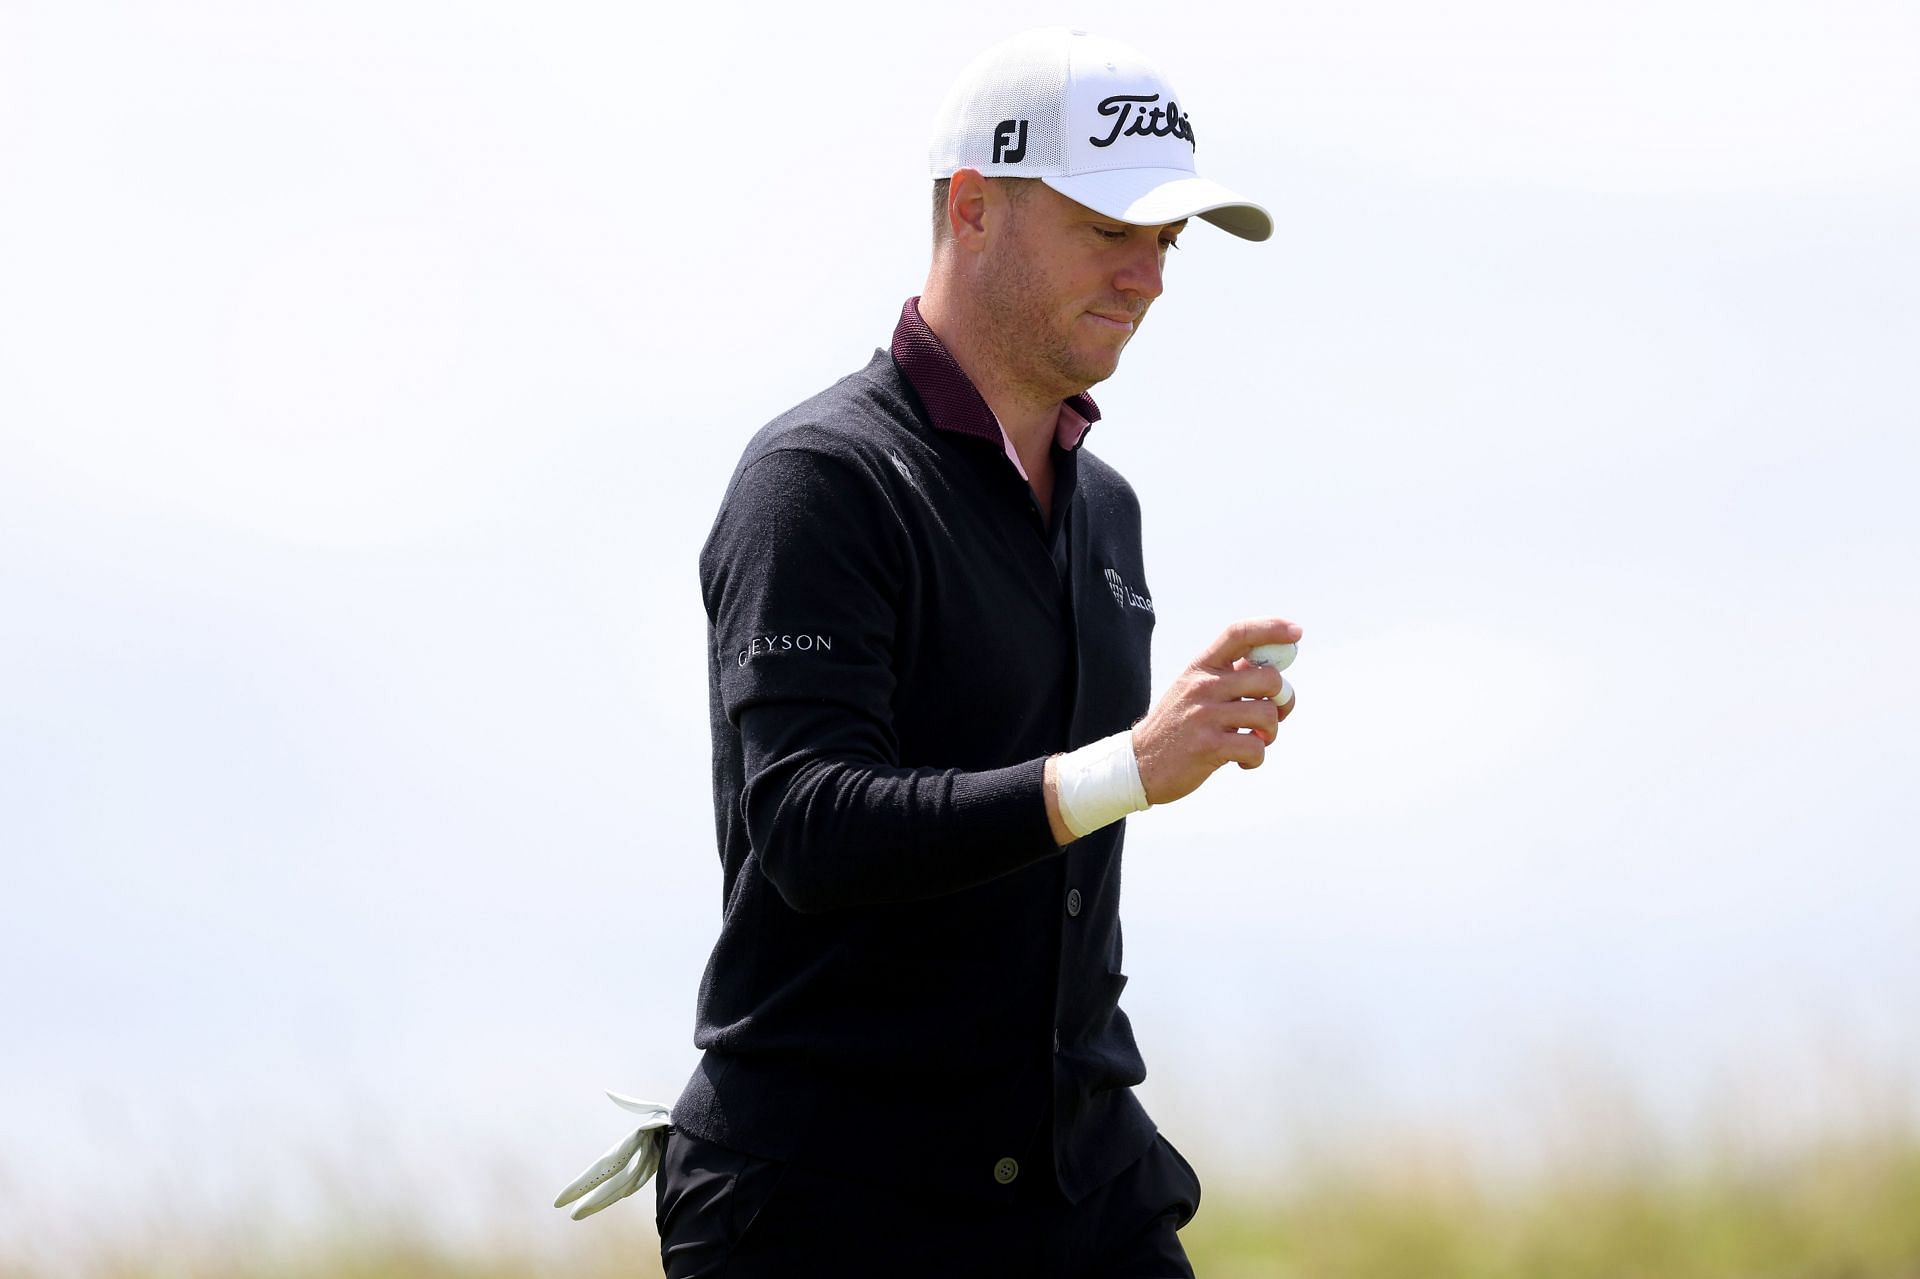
[{"x1": 654, "y1": 1128, "x2": 1202, "y2": 1278}]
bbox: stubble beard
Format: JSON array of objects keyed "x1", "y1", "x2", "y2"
[{"x1": 978, "y1": 239, "x2": 1118, "y2": 404}]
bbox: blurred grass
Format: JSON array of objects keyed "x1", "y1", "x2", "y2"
[
  {"x1": 10, "y1": 1125, "x2": 1920, "y2": 1279},
  {"x1": 1185, "y1": 1130, "x2": 1920, "y2": 1278}
]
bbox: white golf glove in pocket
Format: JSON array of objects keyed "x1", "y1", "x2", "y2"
[{"x1": 552, "y1": 1091, "x2": 673, "y2": 1220}]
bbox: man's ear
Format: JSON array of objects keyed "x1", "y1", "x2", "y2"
[{"x1": 946, "y1": 168, "x2": 993, "y2": 250}]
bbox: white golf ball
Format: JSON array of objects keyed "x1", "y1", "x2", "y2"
[{"x1": 1248, "y1": 642, "x2": 1297, "y2": 672}]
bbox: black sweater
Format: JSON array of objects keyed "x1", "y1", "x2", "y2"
[{"x1": 672, "y1": 307, "x2": 1161, "y2": 1204}]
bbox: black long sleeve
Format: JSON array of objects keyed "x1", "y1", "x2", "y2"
[{"x1": 707, "y1": 446, "x2": 1059, "y2": 912}]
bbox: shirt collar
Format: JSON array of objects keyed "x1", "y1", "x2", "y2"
[{"x1": 889, "y1": 296, "x2": 1100, "y2": 457}]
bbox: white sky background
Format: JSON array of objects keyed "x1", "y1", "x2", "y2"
[{"x1": 3, "y1": 0, "x2": 1918, "y2": 1258}]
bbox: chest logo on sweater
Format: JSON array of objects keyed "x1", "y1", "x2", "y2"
[
  {"x1": 737, "y1": 633, "x2": 836, "y2": 666},
  {"x1": 1104, "y1": 568, "x2": 1153, "y2": 613}
]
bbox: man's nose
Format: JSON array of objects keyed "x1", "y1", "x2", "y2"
[{"x1": 1115, "y1": 237, "x2": 1166, "y2": 302}]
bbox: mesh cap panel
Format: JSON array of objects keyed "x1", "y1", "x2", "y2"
[{"x1": 928, "y1": 29, "x2": 1070, "y2": 176}]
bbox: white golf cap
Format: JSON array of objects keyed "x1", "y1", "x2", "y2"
[{"x1": 928, "y1": 27, "x2": 1272, "y2": 242}]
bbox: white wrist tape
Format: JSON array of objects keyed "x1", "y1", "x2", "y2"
[{"x1": 1055, "y1": 729, "x2": 1150, "y2": 840}]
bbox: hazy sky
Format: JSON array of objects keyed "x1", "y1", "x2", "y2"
[{"x1": 4, "y1": 0, "x2": 1917, "y2": 1257}]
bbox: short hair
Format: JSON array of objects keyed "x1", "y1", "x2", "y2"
[
  {"x1": 931, "y1": 175, "x2": 1038, "y2": 246},
  {"x1": 931, "y1": 177, "x2": 951, "y2": 244}
]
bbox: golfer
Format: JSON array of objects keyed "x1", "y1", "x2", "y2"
[{"x1": 661, "y1": 28, "x2": 1298, "y2": 1277}]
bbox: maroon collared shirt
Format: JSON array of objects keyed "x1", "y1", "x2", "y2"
[{"x1": 890, "y1": 296, "x2": 1098, "y2": 485}]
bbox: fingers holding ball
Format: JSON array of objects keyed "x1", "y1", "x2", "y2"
[
  {"x1": 1248, "y1": 642, "x2": 1296, "y2": 672},
  {"x1": 1248, "y1": 642, "x2": 1298, "y2": 707}
]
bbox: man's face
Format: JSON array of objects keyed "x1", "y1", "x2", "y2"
[{"x1": 977, "y1": 181, "x2": 1186, "y2": 400}]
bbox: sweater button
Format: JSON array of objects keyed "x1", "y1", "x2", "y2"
[
  {"x1": 1065, "y1": 888, "x2": 1083, "y2": 918},
  {"x1": 994, "y1": 1157, "x2": 1020, "y2": 1185}
]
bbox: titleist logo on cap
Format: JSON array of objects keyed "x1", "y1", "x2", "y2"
[{"x1": 1090, "y1": 94, "x2": 1196, "y2": 151}]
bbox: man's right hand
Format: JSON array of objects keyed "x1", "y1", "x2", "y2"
[{"x1": 1131, "y1": 617, "x2": 1303, "y2": 806}]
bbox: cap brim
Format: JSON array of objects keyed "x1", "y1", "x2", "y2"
[{"x1": 1043, "y1": 168, "x2": 1272, "y2": 242}]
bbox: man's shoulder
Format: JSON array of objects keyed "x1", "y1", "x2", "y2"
[
  {"x1": 1075, "y1": 446, "x2": 1131, "y2": 491},
  {"x1": 1074, "y1": 446, "x2": 1143, "y2": 521},
  {"x1": 735, "y1": 349, "x2": 922, "y2": 476},
  {"x1": 699, "y1": 351, "x2": 922, "y2": 573}
]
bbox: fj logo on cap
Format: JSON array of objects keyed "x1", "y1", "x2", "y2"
[
  {"x1": 992, "y1": 118, "x2": 1028, "y2": 164},
  {"x1": 1090, "y1": 94, "x2": 1196, "y2": 151}
]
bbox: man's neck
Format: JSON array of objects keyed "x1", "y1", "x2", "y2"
[{"x1": 917, "y1": 288, "x2": 1068, "y2": 486}]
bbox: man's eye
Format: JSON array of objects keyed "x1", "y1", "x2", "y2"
[
  {"x1": 1097, "y1": 227, "x2": 1128, "y2": 240},
  {"x1": 1161, "y1": 238, "x2": 1182, "y2": 252}
]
